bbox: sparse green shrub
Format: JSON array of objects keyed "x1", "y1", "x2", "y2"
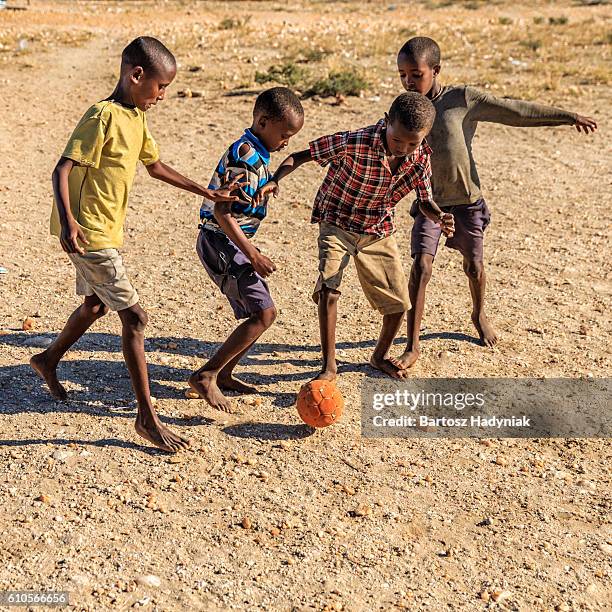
[
  {"x1": 548, "y1": 16, "x2": 568, "y2": 26},
  {"x1": 303, "y1": 69, "x2": 368, "y2": 98},
  {"x1": 255, "y1": 62, "x2": 309, "y2": 88}
]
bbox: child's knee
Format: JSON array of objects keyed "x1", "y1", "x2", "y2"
[
  {"x1": 120, "y1": 306, "x2": 148, "y2": 332},
  {"x1": 83, "y1": 297, "x2": 109, "y2": 319},
  {"x1": 95, "y1": 303, "x2": 110, "y2": 318},
  {"x1": 256, "y1": 306, "x2": 277, "y2": 328},
  {"x1": 320, "y1": 286, "x2": 340, "y2": 305},
  {"x1": 413, "y1": 254, "x2": 433, "y2": 282},
  {"x1": 463, "y1": 258, "x2": 484, "y2": 280}
]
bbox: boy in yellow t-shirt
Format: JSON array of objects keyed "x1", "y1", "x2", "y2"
[{"x1": 32, "y1": 36, "x2": 242, "y2": 453}]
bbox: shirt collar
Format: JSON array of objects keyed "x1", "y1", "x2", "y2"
[
  {"x1": 243, "y1": 128, "x2": 270, "y2": 164},
  {"x1": 373, "y1": 119, "x2": 387, "y2": 157},
  {"x1": 373, "y1": 119, "x2": 432, "y2": 170}
]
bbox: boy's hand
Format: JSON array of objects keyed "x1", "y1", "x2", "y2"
[
  {"x1": 574, "y1": 115, "x2": 597, "y2": 134},
  {"x1": 438, "y1": 212, "x2": 455, "y2": 238},
  {"x1": 253, "y1": 180, "x2": 279, "y2": 206},
  {"x1": 207, "y1": 172, "x2": 248, "y2": 203},
  {"x1": 60, "y1": 219, "x2": 89, "y2": 255},
  {"x1": 250, "y1": 252, "x2": 276, "y2": 278}
]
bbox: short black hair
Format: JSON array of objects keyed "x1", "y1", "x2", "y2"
[
  {"x1": 388, "y1": 92, "x2": 436, "y2": 132},
  {"x1": 398, "y1": 36, "x2": 441, "y2": 68},
  {"x1": 254, "y1": 87, "x2": 304, "y2": 122},
  {"x1": 121, "y1": 36, "x2": 176, "y2": 73}
]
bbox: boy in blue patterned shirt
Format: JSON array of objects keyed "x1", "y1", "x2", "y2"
[{"x1": 189, "y1": 87, "x2": 304, "y2": 412}]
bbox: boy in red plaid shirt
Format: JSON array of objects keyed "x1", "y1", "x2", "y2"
[{"x1": 254, "y1": 92, "x2": 453, "y2": 379}]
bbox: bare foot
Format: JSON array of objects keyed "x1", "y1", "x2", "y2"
[
  {"x1": 314, "y1": 367, "x2": 337, "y2": 382},
  {"x1": 472, "y1": 312, "x2": 499, "y2": 347},
  {"x1": 389, "y1": 349, "x2": 420, "y2": 370},
  {"x1": 217, "y1": 374, "x2": 258, "y2": 394},
  {"x1": 135, "y1": 416, "x2": 190, "y2": 453},
  {"x1": 30, "y1": 353, "x2": 67, "y2": 400},
  {"x1": 369, "y1": 356, "x2": 407, "y2": 379},
  {"x1": 188, "y1": 372, "x2": 234, "y2": 413}
]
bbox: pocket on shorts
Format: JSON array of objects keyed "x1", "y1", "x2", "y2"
[
  {"x1": 409, "y1": 199, "x2": 420, "y2": 218},
  {"x1": 479, "y1": 199, "x2": 492, "y2": 231},
  {"x1": 74, "y1": 251, "x2": 120, "y2": 287},
  {"x1": 198, "y1": 231, "x2": 230, "y2": 276}
]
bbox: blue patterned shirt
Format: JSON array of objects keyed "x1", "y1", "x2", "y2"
[{"x1": 200, "y1": 128, "x2": 271, "y2": 237}]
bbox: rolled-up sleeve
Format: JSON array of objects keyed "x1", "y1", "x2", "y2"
[
  {"x1": 413, "y1": 155, "x2": 435, "y2": 206},
  {"x1": 309, "y1": 131, "x2": 349, "y2": 167}
]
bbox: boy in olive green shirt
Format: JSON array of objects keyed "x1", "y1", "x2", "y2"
[
  {"x1": 32, "y1": 36, "x2": 242, "y2": 453},
  {"x1": 394, "y1": 37, "x2": 597, "y2": 370}
]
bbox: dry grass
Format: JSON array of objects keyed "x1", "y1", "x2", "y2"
[{"x1": 1, "y1": 0, "x2": 610, "y2": 100}]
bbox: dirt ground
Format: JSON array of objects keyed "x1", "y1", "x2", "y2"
[{"x1": 0, "y1": 1, "x2": 611, "y2": 611}]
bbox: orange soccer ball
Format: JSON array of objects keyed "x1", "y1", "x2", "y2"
[{"x1": 296, "y1": 380, "x2": 344, "y2": 428}]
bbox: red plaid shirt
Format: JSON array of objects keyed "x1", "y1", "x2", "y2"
[{"x1": 309, "y1": 120, "x2": 434, "y2": 237}]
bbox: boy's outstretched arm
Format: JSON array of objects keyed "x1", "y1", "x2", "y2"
[
  {"x1": 52, "y1": 157, "x2": 90, "y2": 255},
  {"x1": 146, "y1": 160, "x2": 246, "y2": 202},
  {"x1": 252, "y1": 149, "x2": 314, "y2": 205},
  {"x1": 467, "y1": 88, "x2": 598, "y2": 133}
]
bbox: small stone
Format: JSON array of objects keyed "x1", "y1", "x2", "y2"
[
  {"x1": 52, "y1": 450, "x2": 73, "y2": 461},
  {"x1": 479, "y1": 590, "x2": 490, "y2": 602},
  {"x1": 341, "y1": 485, "x2": 355, "y2": 496},
  {"x1": 35, "y1": 494, "x2": 51, "y2": 504},
  {"x1": 353, "y1": 504, "x2": 372, "y2": 517},
  {"x1": 494, "y1": 456, "x2": 507, "y2": 466},
  {"x1": 491, "y1": 590, "x2": 511, "y2": 603},
  {"x1": 135, "y1": 574, "x2": 161, "y2": 588},
  {"x1": 477, "y1": 517, "x2": 494, "y2": 527},
  {"x1": 555, "y1": 604, "x2": 571, "y2": 612},
  {"x1": 270, "y1": 527, "x2": 280, "y2": 536},
  {"x1": 22, "y1": 316, "x2": 36, "y2": 331},
  {"x1": 30, "y1": 335, "x2": 53, "y2": 348},
  {"x1": 241, "y1": 516, "x2": 252, "y2": 529},
  {"x1": 278, "y1": 441, "x2": 290, "y2": 450},
  {"x1": 577, "y1": 479, "x2": 596, "y2": 490},
  {"x1": 598, "y1": 543, "x2": 612, "y2": 555},
  {"x1": 167, "y1": 342, "x2": 178, "y2": 350},
  {"x1": 185, "y1": 389, "x2": 200, "y2": 399}
]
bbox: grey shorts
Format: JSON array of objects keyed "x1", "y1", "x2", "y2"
[
  {"x1": 410, "y1": 198, "x2": 491, "y2": 261},
  {"x1": 196, "y1": 229, "x2": 274, "y2": 320}
]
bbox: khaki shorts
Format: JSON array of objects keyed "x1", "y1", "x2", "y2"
[
  {"x1": 314, "y1": 222, "x2": 409, "y2": 314},
  {"x1": 68, "y1": 249, "x2": 139, "y2": 311}
]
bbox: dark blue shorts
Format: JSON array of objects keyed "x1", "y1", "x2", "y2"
[
  {"x1": 196, "y1": 229, "x2": 275, "y2": 320},
  {"x1": 410, "y1": 198, "x2": 491, "y2": 261}
]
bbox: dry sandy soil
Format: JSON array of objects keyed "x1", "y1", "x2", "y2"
[{"x1": 0, "y1": 1, "x2": 611, "y2": 611}]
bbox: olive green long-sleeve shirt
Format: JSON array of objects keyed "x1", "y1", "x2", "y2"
[{"x1": 428, "y1": 85, "x2": 577, "y2": 206}]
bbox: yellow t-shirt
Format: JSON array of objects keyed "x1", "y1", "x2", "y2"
[{"x1": 50, "y1": 100, "x2": 160, "y2": 250}]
